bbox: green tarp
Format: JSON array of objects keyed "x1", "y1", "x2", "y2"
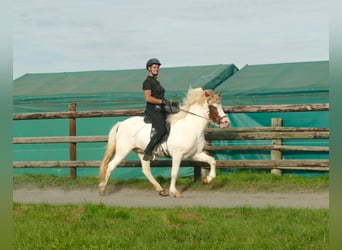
[
  {"x1": 217, "y1": 61, "x2": 328, "y2": 106},
  {"x1": 213, "y1": 61, "x2": 329, "y2": 168},
  {"x1": 14, "y1": 64, "x2": 238, "y2": 112}
]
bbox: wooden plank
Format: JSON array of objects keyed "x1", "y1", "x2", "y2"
[
  {"x1": 13, "y1": 136, "x2": 329, "y2": 152},
  {"x1": 13, "y1": 159, "x2": 329, "y2": 171},
  {"x1": 223, "y1": 103, "x2": 329, "y2": 113},
  {"x1": 13, "y1": 109, "x2": 145, "y2": 120},
  {"x1": 12, "y1": 160, "x2": 204, "y2": 168},
  {"x1": 13, "y1": 130, "x2": 329, "y2": 144},
  {"x1": 13, "y1": 136, "x2": 108, "y2": 144},
  {"x1": 215, "y1": 160, "x2": 329, "y2": 168},
  {"x1": 205, "y1": 131, "x2": 329, "y2": 140},
  {"x1": 13, "y1": 103, "x2": 329, "y2": 120},
  {"x1": 206, "y1": 127, "x2": 329, "y2": 133},
  {"x1": 204, "y1": 145, "x2": 329, "y2": 152}
]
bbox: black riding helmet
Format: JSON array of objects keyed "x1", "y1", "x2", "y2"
[{"x1": 146, "y1": 58, "x2": 161, "y2": 70}]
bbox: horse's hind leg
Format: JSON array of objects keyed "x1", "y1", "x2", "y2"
[
  {"x1": 99, "y1": 149, "x2": 130, "y2": 196},
  {"x1": 137, "y1": 153, "x2": 168, "y2": 196}
]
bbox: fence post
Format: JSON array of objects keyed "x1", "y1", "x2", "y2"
[
  {"x1": 271, "y1": 118, "x2": 282, "y2": 175},
  {"x1": 69, "y1": 103, "x2": 77, "y2": 179},
  {"x1": 194, "y1": 167, "x2": 201, "y2": 182}
]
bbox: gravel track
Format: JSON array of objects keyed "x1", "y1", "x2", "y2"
[{"x1": 13, "y1": 187, "x2": 329, "y2": 209}]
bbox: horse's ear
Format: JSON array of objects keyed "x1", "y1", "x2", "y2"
[
  {"x1": 217, "y1": 91, "x2": 222, "y2": 97},
  {"x1": 204, "y1": 90, "x2": 210, "y2": 97}
]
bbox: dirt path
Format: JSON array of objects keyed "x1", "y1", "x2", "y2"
[{"x1": 13, "y1": 187, "x2": 329, "y2": 209}]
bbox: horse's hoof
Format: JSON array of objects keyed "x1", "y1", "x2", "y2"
[
  {"x1": 203, "y1": 176, "x2": 214, "y2": 184},
  {"x1": 159, "y1": 190, "x2": 169, "y2": 197},
  {"x1": 99, "y1": 189, "x2": 106, "y2": 196},
  {"x1": 174, "y1": 192, "x2": 182, "y2": 198},
  {"x1": 171, "y1": 191, "x2": 182, "y2": 198}
]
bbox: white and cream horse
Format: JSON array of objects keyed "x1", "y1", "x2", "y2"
[{"x1": 99, "y1": 87, "x2": 230, "y2": 198}]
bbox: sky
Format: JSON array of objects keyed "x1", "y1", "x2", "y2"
[{"x1": 13, "y1": 0, "x2": 328, "y2": 79}]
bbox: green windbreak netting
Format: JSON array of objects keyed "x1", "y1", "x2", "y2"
[
  {"x1": 13, "y1": 64, "x2": 238, "y2": 178},
  {"x1": 212, "y1": 61, "x2": 329, "y2": 169}
]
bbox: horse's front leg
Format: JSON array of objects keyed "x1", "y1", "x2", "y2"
[
  {"x1": 191, "y1": 152, "x2": 217, "y2": 184},
  {"x1": 169, "y1": 156, "x2": 183, "y2": 198},
  {"x1": 137, "y1": 153, "x2": 168, "y2": 196}
]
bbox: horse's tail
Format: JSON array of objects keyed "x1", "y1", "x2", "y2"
[{"x1": 99, "y1": 122, "x2": 121, "y2": 180}]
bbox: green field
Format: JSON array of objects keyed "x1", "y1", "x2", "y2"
[{"x1": 14, "y1": 203, "x2": 328, "y2": 249}]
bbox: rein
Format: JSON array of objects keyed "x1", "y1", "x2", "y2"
[
  {"x1": 178, "y1": 107, "x2": 210, "y2": 121},
  {"x1": 177, "y1": 106, "x2": 227, "y2": 125}
]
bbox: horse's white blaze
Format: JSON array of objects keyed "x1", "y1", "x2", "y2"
[{"x1": 99, "y1": 87, "x2": 230, "y2": 198}]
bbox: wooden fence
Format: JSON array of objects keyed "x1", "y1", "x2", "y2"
[{"x1": 13, "y1": 103, "x2": 329, "y2": 180}]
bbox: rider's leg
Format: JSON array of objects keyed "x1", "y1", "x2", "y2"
[{"x1": 144, "y1": 110, "x2": 166, "y2": 161}]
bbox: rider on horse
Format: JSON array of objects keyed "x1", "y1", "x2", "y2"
[{"x1": 142, "y1": 58, "x2": 178, "y2": 161}]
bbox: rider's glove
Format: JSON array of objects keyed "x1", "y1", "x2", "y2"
[
  {"x1": 170, "y1": 101, "x2": 179, "y2": 109},
  {"x1": 161, "y1": 98, "x2": 171, "y2": 106}
]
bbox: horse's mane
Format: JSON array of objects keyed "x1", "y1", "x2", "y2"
[{"x1": 168, "y1": 87, "x2": 214, "y2": 125}]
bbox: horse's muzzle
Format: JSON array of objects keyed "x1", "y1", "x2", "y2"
[{"x1": 219, "y1": 116, "x2": 230, "y2": 128}]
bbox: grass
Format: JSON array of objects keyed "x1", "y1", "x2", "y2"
[
  {"x1": 13, "y1": 170, "x2": 329, "y2": 193},
  {"x1": 13, "y1": 203, "x2": 329, "y2": 249}
]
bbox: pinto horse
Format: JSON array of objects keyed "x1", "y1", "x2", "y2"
[{"x1": 99, "y1": 87, "x2": 230, "y2": 198}]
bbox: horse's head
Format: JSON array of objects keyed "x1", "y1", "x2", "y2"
[
  {"x1": 168, "y1": 87, "x2": 230, "y2": 128},
  {"x1": 205, "y1": 90, "x2": 230, "y2": 128}
]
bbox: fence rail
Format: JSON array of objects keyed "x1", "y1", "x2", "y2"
[
  {"x1": 12, "y1": 103, "x2": 329, "y2": 120},
  {"x1": 13, "y1": 103, "x2": 329, "y2": 179},
  {"x1": 13, "y1": 159, "x2": 328, "y2": 171}
]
